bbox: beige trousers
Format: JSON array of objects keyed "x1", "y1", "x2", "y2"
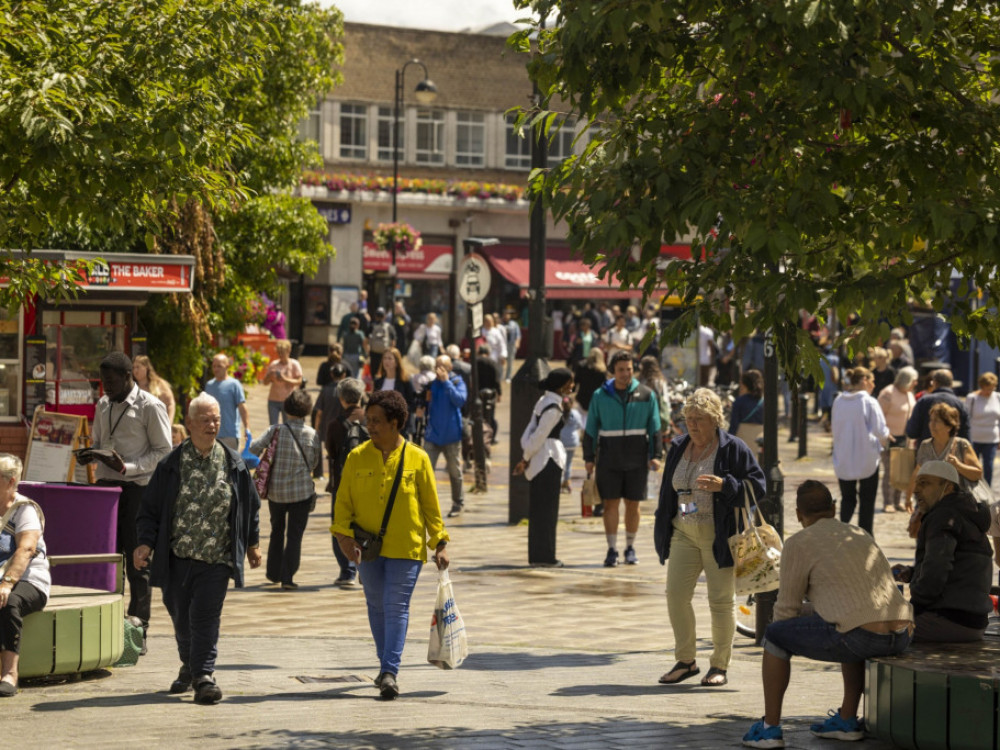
[{"x1": 666, "y1": 517, "x2": 736, "y2": 670}]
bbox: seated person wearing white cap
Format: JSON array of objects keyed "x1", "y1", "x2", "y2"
[{"x1": 893, "y1": 460, "x2": 993, "y2": 643}]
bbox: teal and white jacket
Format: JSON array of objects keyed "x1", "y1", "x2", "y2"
[{"x1": 583, "y1": 378, "x2": 662, "y2": 470}]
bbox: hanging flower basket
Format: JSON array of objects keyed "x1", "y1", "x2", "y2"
[{"x1": 372, "y1": 222, "x2": 423, "y2": 255}]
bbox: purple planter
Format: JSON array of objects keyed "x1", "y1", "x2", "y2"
[{"x1": 19, "y1": 482, "x2": 121, "y2": 592}]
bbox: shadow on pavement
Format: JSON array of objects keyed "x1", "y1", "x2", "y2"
[
  {"x1": 554, "y1": 682, "x2": 737, "y2": 697},
  {"x1": 459, "y1": 651, "x2": 622, "y2": 671},
  {"x1": 223, "y1": 716, "x2": 751, "y2": 748}
]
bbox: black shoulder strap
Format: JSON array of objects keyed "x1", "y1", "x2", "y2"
[
  {"x1": 285, "y1": 424, "x2": 312, "y2": 473},
  {"x1": 377, "y1": 442, "x2": 407, "y2": 540}
]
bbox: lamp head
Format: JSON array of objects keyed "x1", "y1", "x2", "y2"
[{"x1": 414, "y1": 79, "x2": 437, "y2": 105}]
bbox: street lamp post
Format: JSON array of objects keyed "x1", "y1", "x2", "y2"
[{"x1": 390, "y1": 59, "x2": 436, "y2": 312}]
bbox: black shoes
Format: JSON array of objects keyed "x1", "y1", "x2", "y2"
[
  {"x1": 447, "y1": 505, "x2": 463, "y2": 518},
  {"x1": 604, "y1": 547, "x2": 619, "y2": 567},
  {"x1": 378, "y1": 672, "x2": 399, "y2": 700},
  {"x1": 193, "y1": 675, "x2": 222, "y2": 705},
  {"x1": 169, "y1": 665, "x2": 192, "y2": 694}
]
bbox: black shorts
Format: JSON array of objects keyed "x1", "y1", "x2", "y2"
[{"x1": 596, "y1": 466, "x2": 649, "y2": 502}]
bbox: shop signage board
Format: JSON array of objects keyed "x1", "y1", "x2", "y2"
[
  {"x1": 0, "y1": 251, "x2": 196, "y2": 293},
  {"x1": 362, "y1": 243, "x2": 453, "y2": 275},
  {"x1": 24, "y1": 407, "x2": 91, "y2": 483}
]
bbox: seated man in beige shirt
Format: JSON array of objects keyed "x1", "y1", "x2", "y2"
[{"x1": 742, "y1": 480, "x2": 913, "y2": 750}]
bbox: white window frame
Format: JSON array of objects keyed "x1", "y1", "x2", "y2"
[
  {"x1": 297, "y1": 99, "x2": 322, "y2": 147},
  {"x1": 547, "y1": 117, "x2": 578, "y2": 167},
  {"x1": 455, "y1": 111, "x2": 486, "y2": 167},
  {"x1": 338, "y1": 102, "x2": 368, "y2": 160},
  {"x1": 504, "y1": 113, "x2": 532, "y2": 170},
  {"x1": 377, "y1": 105, "x2": 402, "y2": 163},
  {"x1": 414, "y1": 108, "x2": 445, "y2": 165}
]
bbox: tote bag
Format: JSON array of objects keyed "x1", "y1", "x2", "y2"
[
  {"x1": 889, "y1": 446, "x2": 916, "y2": 491},
  {"x1": 727, "y1": 480, "x2": 782, "y2": 596},
  {"x1": 253, "y1": 427, "x2": 281, "y2": 499}
]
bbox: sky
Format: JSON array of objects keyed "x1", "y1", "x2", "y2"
[{"x1": 316, "y1": 0, "x2": 527, "y2": 31}]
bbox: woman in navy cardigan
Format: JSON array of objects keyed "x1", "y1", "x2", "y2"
[{"x1": 654, "y1": 388, "x2": 766, "y2": 688}]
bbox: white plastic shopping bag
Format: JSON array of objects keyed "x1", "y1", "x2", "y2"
[{"x1": 427, "y1": 569, "x2": 468, "y2": 669}]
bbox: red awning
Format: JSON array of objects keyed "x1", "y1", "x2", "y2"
[
  {"x1": 363, "y1": 242, "x2": 453, "y2": 280},
  {"x1": 482, "y1": 244, "x2": 689, "y2": 299}
]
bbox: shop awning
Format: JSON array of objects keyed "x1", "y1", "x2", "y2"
[
  {"x1": 362, "y1": 242, "x2": 452, "y2": 280},
  {"x1": 482, "y1": 244, "x2": 690, "y2": 299}
]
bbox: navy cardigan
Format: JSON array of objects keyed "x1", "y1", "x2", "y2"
[{"x1": 653, "y1": 428, "x2": 766, "y2": 568}]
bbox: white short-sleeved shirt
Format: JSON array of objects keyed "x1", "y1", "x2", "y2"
[{"x1": 0, "y1": 496, "x2": 50, "y2": 599}]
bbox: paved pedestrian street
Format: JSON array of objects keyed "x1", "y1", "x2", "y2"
[{"x1": 10, "y1": 358, "x2": 910, "y2": 748}]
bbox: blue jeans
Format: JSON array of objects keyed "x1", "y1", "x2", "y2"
[
  {"x1": 359, "y1": 557, "x2": 423, "y2": 676},
  {"x1": 973, "y1": 442, "x2": 997, "y2": 487},
  {"x1": 162, "y1": 556, "x2": 231, "y2": 677},
  {"x1": 563, "y1": 447, "x2": 576, "y2": 483},
  {"x1": 267, "y1": 400, "x2": 285, "y2": 425},
  {"x1": 763, "y1": 613, "x2": 911, "y2": 663}
]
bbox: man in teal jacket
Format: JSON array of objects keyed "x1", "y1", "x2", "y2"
[{"x1": 584, "y1": 350, "x2": 662, "y2": 566}]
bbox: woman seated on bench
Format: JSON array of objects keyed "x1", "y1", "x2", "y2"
[{"x1": 0, "y1": 453, "x2": 50, "y2": 697}]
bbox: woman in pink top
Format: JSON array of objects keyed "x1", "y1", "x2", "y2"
[
  {"x1": 876, "y1": 366, "x2": 917, "y2": 513},
  {"x1": 263, "y1": 339, "x2": 303, "y2": 424}
]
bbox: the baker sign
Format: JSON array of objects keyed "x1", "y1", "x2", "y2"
[{"x1": 84, "y1": 261, "x2": 193, "y2": 291}]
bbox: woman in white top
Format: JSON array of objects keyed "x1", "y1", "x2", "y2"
[
  {"x1": 0, "y1": 453, "x2": 50, "y2": 697},
  {"x1": 604, "y1": 315, "x2": 634, "y2": 355},
  {"x1": 831, "y1": 367, "x2": 890, "y2": 536},
  {"x1": 876, "y1": 366, "x2": 918, "y2": 513},
  {"x1": 966, "y1": 372, "x2": 1000, "y2": 488},
  {"x1": 515, "y1": 368, "x2": 574, "y2": 567},
  {"x1": 414, "y1": 313, "x2": 443, "y2": 358}
]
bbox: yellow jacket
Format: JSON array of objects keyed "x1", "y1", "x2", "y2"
[{"x1": 331, "y1": 440, "x2": 449, "y2": 561}]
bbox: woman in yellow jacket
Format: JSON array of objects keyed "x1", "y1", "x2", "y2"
[{"x1": 332, "y1": 389, "x2": 450, "y2": 700}]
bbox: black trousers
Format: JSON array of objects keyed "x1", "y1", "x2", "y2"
[
  {"x1": 101, "y1": 480, "x2": 152, "y2": 628},
  {"x1": 528, "y1": 459, "x2": 562, "y2": 564},
  {"x1": 839, "y1": 466, "x2": 880, "y2": 537},
  {"x1": 162, "y1": 556, "x2": 230, "y2": 677},
  {"x1": 0, "y1": 581, "x2": 46, "y2": 653},
  {"x1": 266, "y1": 498, "x2": 312, "y2": 585}
]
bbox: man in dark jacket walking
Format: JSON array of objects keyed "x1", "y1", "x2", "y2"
[
  {"x1": 892, "y1": 460, "x2": 993, "y2": 642},
  {"x1": 135, "y1": 392, "x2": 261, "y2": 705}
]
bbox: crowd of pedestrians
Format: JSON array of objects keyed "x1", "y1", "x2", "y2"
[{"x1": 1, "y1": 301, "x2": 997, "y2": 750}]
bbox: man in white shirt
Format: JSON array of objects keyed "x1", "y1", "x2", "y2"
[
  {"x1": 77, "y1": 352, "x2": 172, "y2": 641},
  {"x1": 698, "y1": 325, "x2": 717, "y2": 386}
]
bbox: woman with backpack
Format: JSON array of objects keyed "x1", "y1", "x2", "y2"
[
  {"x1": 326, "y1": 378, "x2": 368, "y2": 587},
  {"x1": 514, "y1": 368, "x2": 575, "y2": 567}
]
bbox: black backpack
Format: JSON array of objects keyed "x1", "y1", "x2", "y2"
[{"x1": 337, "y1": 416, "x2": 370, "y2": 475}]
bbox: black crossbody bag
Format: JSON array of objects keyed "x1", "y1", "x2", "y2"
[{"x1": 351, "y1": 442, "x2": 407, "y2": 562}]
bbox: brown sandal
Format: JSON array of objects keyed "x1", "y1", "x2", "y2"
[
  {"x1": 701, "y1": 666, "x2": 728, "y2": 686},
  {"x1": 659, "y1": 661, "x2": 699, "y2": 684}
]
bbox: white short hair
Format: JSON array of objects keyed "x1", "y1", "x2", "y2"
[
  {"x1": 0, "y1": 453, "x2": 23, "y2": 481},
  {"x1": 187, "y1": 391, "x2": 220, "y2": 418}
]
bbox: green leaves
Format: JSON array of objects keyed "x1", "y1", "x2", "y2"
[{"x1": 514, "y1": 0, "x2": 1000, "y2": 375}]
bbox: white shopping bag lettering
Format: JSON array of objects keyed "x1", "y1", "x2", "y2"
[{"x1": 427, "y1": 569, "x2": 468, "y2": 669}]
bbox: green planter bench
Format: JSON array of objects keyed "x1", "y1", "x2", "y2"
[
  {"x1": 18, "y1": 554, "x2": 125, "y2": 679},
  {"x1": 866, "y1": 638, "x2": 1000, "y2": 750}
]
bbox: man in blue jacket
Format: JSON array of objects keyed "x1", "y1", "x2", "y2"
[
  {"x1": 135, "y1": 392, "x2": 261, "y2": 705},
  {"x1": 584, "y1": 350, "x2": 662, "y2": 566},
  {"x1": 423, "y1": 354, "x2": 468, "y2": 517}
]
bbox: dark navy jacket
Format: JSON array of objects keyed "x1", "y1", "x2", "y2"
[
  {"x1": 136, "y1": 441, "x2": 261, "y2": 588},
  {"x1": 654, "y1": 428, "x2": 766, "y2": 568}
]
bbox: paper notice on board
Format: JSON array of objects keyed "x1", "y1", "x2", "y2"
[{"x1": 24, "y1": 412, "x2": 81, "y2": 483}]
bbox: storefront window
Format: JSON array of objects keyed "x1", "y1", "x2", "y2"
[
  {"x1": 41, "y1": 310, "x2": 127, "y2": 416},
  {"x1": 0, "y1": 309, "x2": 20, "y2": 419}
]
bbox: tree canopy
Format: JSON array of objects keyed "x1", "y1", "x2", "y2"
[
  {"x1": 1, "y1": 0, "x2": 342, "y2": 309},
  {"x1": 512, "y1": 0, "x2": 1000, "y2": 373}
]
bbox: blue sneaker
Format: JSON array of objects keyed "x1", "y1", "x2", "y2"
[
  {"x1": 810, "y1": 709, "x2": 864, "y2": 741},
  {"x1": 742, "y1": 719, "x2": 784, "y2": 748}
]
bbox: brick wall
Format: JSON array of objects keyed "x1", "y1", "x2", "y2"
[{"x1": 0, "y1": 424, "x2": 28, "y2": 461}]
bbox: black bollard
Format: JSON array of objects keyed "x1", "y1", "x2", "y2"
[{"x1": 798, "y1": 392, "x2": 809, "y2": 459}]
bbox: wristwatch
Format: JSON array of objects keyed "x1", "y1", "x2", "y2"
[{"x1": 1, "y1": 575, "x2": 15, "y2": 584}]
